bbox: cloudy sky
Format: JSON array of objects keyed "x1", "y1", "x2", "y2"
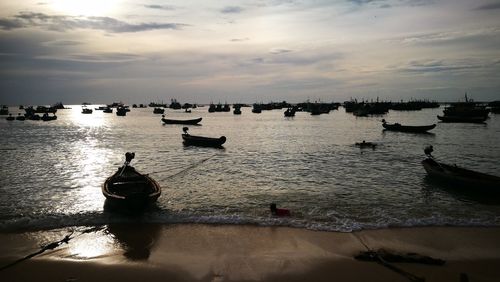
[{"x1": 1, "y1": 0, "x2": 499, "y2": 104}]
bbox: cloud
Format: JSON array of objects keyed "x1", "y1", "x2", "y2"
[
  {"x1": 0, "y1": 12, "x2": 187, "y2": 33},
  {"x1": 398, "y1": 59, "x2": 500, "y2": 74},
  {"x1": 270, "y1": 48, "x2": 292, "y2": 54},
  {"x1": 475, "y1": 2, "x2": 500, "y2": 10},
  {"x1": 144, "y1": 4, "x2": 175, "y2": 10},
  {"x1": 230, "y1": 38, "x2": 249, "y2": 42},
  {"x1": 221, "y1": 6, "x2": 244, "y2": 14}
]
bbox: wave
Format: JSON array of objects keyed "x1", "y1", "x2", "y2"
[{"x1": 1, "y1": 210, "x2": 499, "y2": 233}]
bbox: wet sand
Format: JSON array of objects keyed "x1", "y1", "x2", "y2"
[{"x1": 1, "y1": 224, "x2": 500, "y2": 282}]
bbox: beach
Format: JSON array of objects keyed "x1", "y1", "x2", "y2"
[{"x1": 1, "y1": 224, "x2": 500, "y2": 282}]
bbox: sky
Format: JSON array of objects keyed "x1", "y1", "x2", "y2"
[{"x1": 0, "y1": 0, "x2": 499, "y2": 105}]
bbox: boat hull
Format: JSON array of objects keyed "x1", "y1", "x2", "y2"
[
  {"x1": 382, "y1": 123, "x2": 436, "y2": 133},
  {"x1": 422, "y1": 158, "x2": 500, "y2": 191},
  {"x1": 182, "y1": 134, "x2": 226, "y2": 147},
  {"x1": 162, "y1": 117, "x2": 202, "y2": 125}
]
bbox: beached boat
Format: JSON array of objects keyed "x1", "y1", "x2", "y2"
[
  {"x1": 182, "y1": 127, "x2": 226, "y2": 148},
  {"x1": 102, "y1": 153, "x2": 161, "y2": 208},
  {"x1": 161, "y1": 115, "x2": 202, "y2": 125},
  {"x1": 422, "y1": 147, "x2": 500, "y2": 191},
  {"x1": 382, "y1": 119, "x2": 436, "y2": 133}
]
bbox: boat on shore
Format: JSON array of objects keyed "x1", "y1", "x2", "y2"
[
  {"x1": 382, "y1": 119, "x2": 436, "y2": 133},
  {"x1": 102, "y1": 152, "x2": 161, "y2": 208},
  {"x1": 422, "y1": 146, "x2": 500, "y2": 192},
  {"x1": 182, "y1": 127, "x2": 226, "y2": 148},
  {"x1": 161, "y1": 115, "x2": 202, "y2": 125}
]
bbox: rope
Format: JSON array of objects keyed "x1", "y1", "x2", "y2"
[
  {"x1": 0, "y1": 226, "x2": 105, "y2": 272},
  {"x1": 147, "y1": 153, "x2": 218, "y2": 179},
  {"x1": 352, "y1": 232, "x2": 425, "y2": 282}
]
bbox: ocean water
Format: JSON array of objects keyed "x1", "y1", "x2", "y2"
[{"x1": 1, "y1": 105, "x2": 499, "y2": 232}]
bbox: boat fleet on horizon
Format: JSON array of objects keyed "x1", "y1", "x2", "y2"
[{"x1": 2, "y1": 95, "x2": 499, "y2": 209}]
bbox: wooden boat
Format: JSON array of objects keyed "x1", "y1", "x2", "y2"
[
  {"x1": 161, "y1": 115, "x2": 202, "y2": 125},
  {"x1": 153, "y1": 107, "x2": 165, "y2": 114},
  {"x1": 41, "y1": 113, "x2": 57, "y2": 121},
  {"x1": 422, "y1": 146, "x2": 500, "y2": 191},
  {"x1": 102, "y1": 153, "x2": 161, "y2": 208},
  {"x1": 437, "y1": 115, "x2": 487, "y2": 123},
  {"x1": 382, "y1": 119, "x2": 435, "y2": 133},
  {"x1": 82, "y1": 106, "x2": 93, "y2": 114},
  {"x1": 355, "y1": 141, "x2": 376, "y2": 149},
  {"x1": 422, "y1": 158, "x2": 500, "y2": 191},
  {"x1": 16, "y1": 113, "x2": 25, "y2": 121},
  {"x1": 182, "y1": 127, "x2": 226, "y2": 147},
  {"x1": 116, "y1": 107, "x2": 127, "y2": 116}
]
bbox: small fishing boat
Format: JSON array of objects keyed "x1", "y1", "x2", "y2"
[
  {"x1": 6, "y1": 114, "x2": 14, "y2": 121},
  {"x1": 102, "y1": 152, "x2": 161, "y2": 208},
  {"x1": 41, "y1": 113, "x2": 57, "y2": 121},
  {"x1": 82, "y1": 106, "x2": 93, "y2": 114},
  {"x1": 153, "y1": 107, "x2": 165, "y2": 114},
  {"x1": 182, "y1": 127, "x2": 226, "y2": 148},
  {"x1": 422, "y1": 146, "x2": 500, "y2": 192},
  {"x1": 161, "y1": 115, "x2": 202, "y2": 125},
  {"x1": 116, "y1": 107, "x2": 127, "y2": 116},
  {"x1": 355, "y1": 141, "x2": 376, "y2": 149},
  {"x1": 16, "y1": 113, "x2": 25, "y2": 121},
  {"x1": 382, "y1": 119, "x2": 436, "y2": 133},
  {"x1": 103, "y1": 107, "x2": 113, "y2": 113}
]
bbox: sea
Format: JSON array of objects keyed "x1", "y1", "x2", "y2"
[{"x1": 1, "y1": 105, "x2": 500, "y2": 233}]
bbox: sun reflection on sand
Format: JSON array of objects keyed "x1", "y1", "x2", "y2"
[{"x1": 68, "y1": 232, "x2": 115, "y2": 259}]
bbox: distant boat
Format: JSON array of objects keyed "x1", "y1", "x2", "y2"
[
  {"x1": 16, "y1": 113, "x2": 25, "y2": 121},
  {"x1": 116, "y1": 107, "x2": 127, "y2": 116},
  {"x1": 41, "y1": 113, "x2": 57, "y2": 121},
  {"x1": 284, "y1": 107, "x2": 296, "y2": 117},
  {"x1": 6, "y1": 114, "x2": 14, "y2": 121},
  {"x1": 153, "y1": 107, "x2": 165, "y2": 114},
  {"x1": 437, "y1": 115, "x2": 487, "y2": 123},
  {"x1": 438, "y1": 93, "x2": 489, "y2": 123},
  {"x1": 82, "y1": 106, "x2": 93, "y2": 114},
  {"x1": 355, "y1": 141, "x2": 376, "y2": 149},
  {"x1": 103, "y1": 107, "x2": 113, "y2": 113},
  {"x1": 102, "y1": 152, "x2": 161, "y2": 208},
  {"x1": 161, "y1": 115, "x2": 202, "y2": 125},
  {"x1": 233, "y1": 107, "x2": 241, "y2": 115},
  {"x1": 181, "y1": 127, "x2": 226, "y2": 148},
  {"x1": 382, "y1": 119, "x2": 436, "y2": 133},
  {"x1": 422, "y1": 146, "x2": 500, "y2": 192}
]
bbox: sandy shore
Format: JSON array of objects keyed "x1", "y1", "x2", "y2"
[{"x1": 1, "y1": 224, "x2": 500, "y2": 282}]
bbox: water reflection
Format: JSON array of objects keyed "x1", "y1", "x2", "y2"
[{"x1": 106, "y1": 223, "x2": 161, "y2": 261}]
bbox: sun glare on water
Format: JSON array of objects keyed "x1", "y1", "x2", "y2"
[{"x1": 52, "y1": 0, "x2": 120, "y2": 16}]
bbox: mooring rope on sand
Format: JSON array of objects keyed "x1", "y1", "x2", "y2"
[
  {"x1": 0, "y1": 226, "x2": 106, "y2": 272},
  {"x1": 352, "y1": 232, "x2": 425, "y2": 282}
]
